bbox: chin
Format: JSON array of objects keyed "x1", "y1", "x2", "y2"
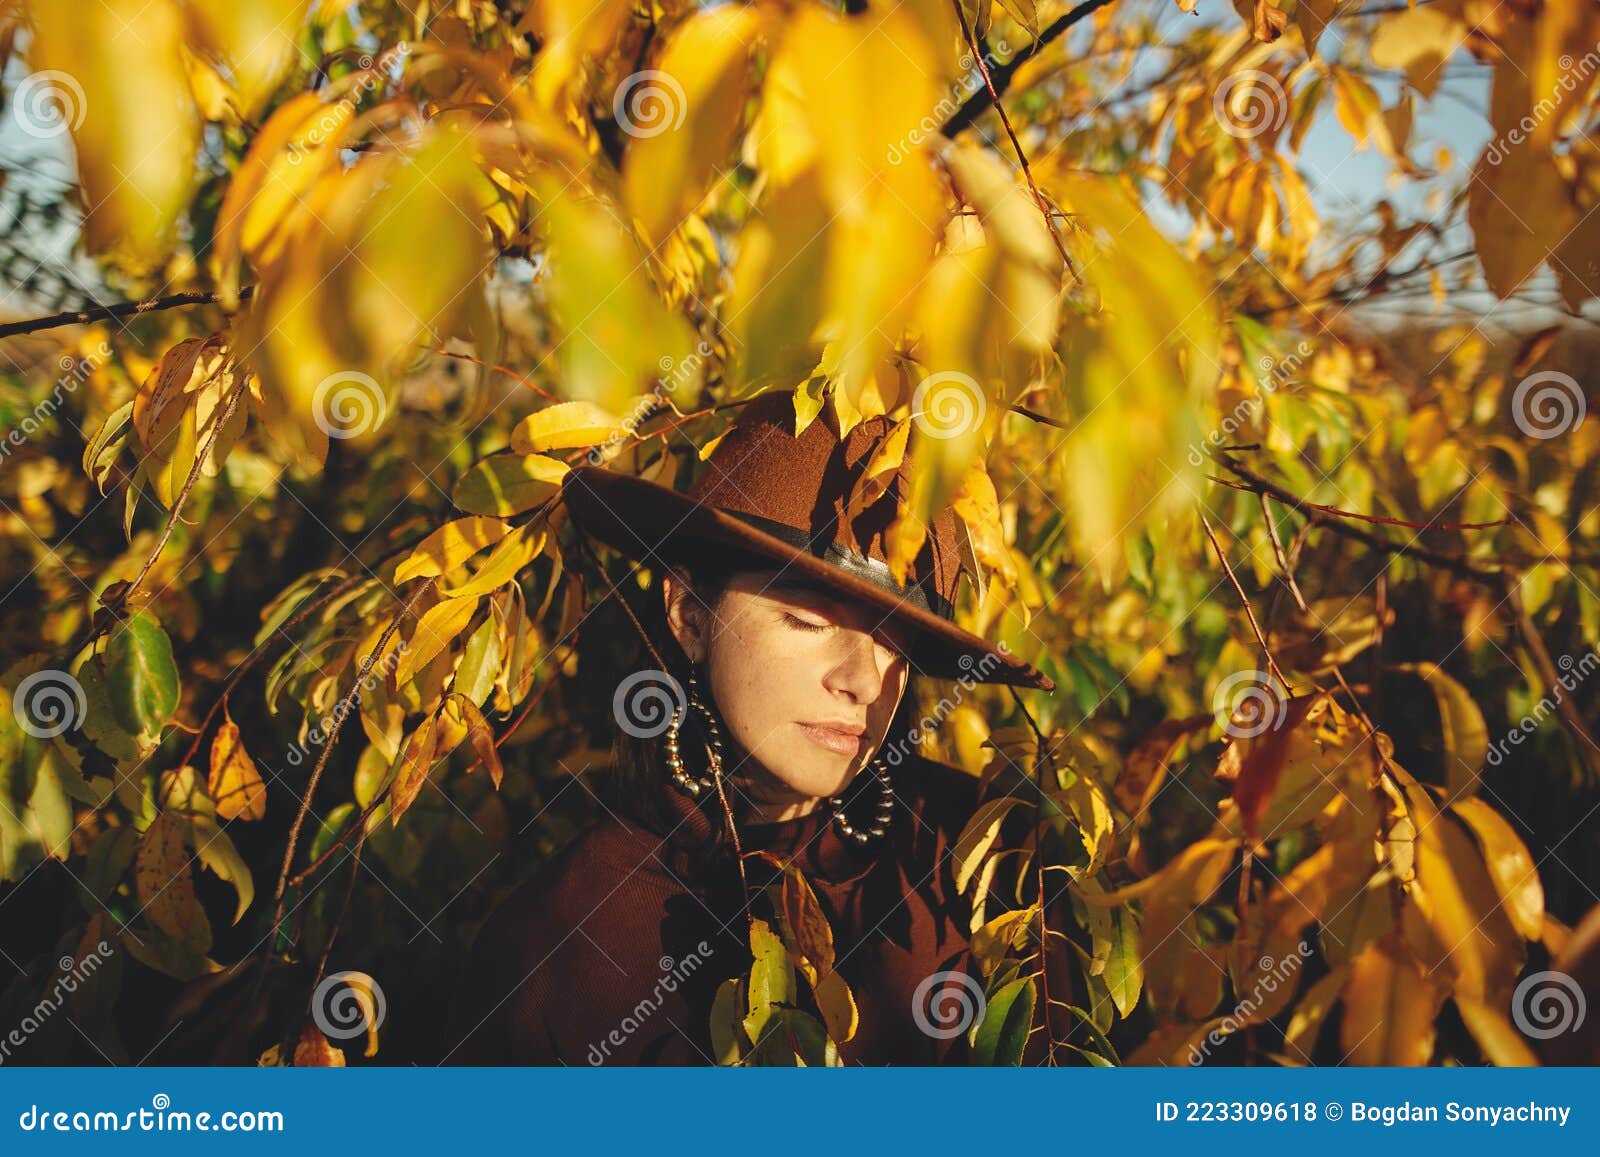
[{"x1": 759, "y1": 755, "x2": 856, "y2": 802}]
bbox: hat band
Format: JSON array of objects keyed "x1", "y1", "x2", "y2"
[{"x1": 720, "y1": 509, "x2": 956, "y2": 622}]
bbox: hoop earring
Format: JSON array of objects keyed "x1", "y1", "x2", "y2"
[
  {"x1": 664, "y1": 668, "x2": 722, "y2": 799},
  {"x1": 829, "y1": 756, "x2": 894, "y2": 844}
]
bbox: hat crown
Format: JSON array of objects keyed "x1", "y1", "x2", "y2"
[{"x1": 687, "y1": 392, "x2": 962, "y2": 611}]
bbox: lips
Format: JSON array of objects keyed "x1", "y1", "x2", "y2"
[{"x1": 797, "y1": 721, "x2": 863, "y2": 757}]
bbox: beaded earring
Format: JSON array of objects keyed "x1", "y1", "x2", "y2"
[
  {"x1": 664, "y1": 668, "x2": 722, "y2": 799},
  {"x1": 828, "y1": 756, "x2": 894, "y2": 844}
]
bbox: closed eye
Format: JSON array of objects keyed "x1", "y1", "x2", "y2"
[{"x1": 783, "y1": 613, "x2": 829, "y2": 633}]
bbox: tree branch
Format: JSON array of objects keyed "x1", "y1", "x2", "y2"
[
  {"x1": 0, "y1": 286, "x2": 254, "y2": 340},
  {"x1": 943, "y1": 0, "x2": 1123, "y2": 136}
]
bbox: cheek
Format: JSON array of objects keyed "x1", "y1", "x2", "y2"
[
  {"x1": 866, "y1": 668, "x2": 909, "y2": 742},
  {"x1": 706, "y1": 621, "x2": 799, "y2": 748}
]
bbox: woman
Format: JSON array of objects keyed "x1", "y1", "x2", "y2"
[{"x1": 442, "y1": 389, "x2": 1056, "y2": 1065}]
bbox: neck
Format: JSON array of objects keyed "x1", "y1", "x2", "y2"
[{"x1": 739, "y1": 794, "x2": 823, "y2": 825}]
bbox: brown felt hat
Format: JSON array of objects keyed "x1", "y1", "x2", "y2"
[{"x1": 560, "y1": 389, "x2": 1054, "y2": 692}]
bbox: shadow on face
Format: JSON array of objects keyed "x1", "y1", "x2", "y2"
[{"x1": 662, "y1": 564, "x2": 913, "y2": 815}]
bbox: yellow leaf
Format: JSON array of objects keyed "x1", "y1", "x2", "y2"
[
  {"x1": 1455, "y1": 995, "x2": 1540, "y2": 1066},
  {"x1": 1340, "y1": 933, "x2": 1446, "y2": 1065},
  {"x1": 813, "y1": 968, "x2": 858, "y2": 1044},
  {"x1": 451, "y1": 453, "x2": 569, "y2": 517},
  {"x1": 211, "y1": 90, "x2": 355, "y2": 308},
  {"x1": 952, "y1": 796, "x2": 1028, "y2": 893},
  {"x1": 449, "y1": 693, "x2": 505, "y2": 791},
  {"x1": 208, "y1": 719, "x2": 266, "y2": 821},
  {"x1": 439, "y1": 526, "x2": 545, "y2": 600},
  {"x1": 1450, "y1": 796, "x2": 1544, "y2": 942},
  {"x1": 620, "y1": 6, "x2": 765, "y2": 244},
  {"x1": 191, "y1": 817, "x2": 255, "y2": 926},
  {"x1": 29, "y1": 0, "x2": 200, "y2": 267},
  {"x1": 510, "y1": 402, "x2": 629, "y2": 454},
  {"x1": 941, "y1": 141, "x2": 1063, "y2": 352},
  {"x1": 136, "y1": 812, "x2": 212, "y2": 953},
  {"x1": 1045, "y1": 169, "x2": 1218, "y2": 586},
  {"x1": 394, "y1": 517, "x2": 512, "y2": 585},
  {"x1": 1369, "y1": 7, "x2": 1467, "y2": 98},
  {"x1": 395, "y1": 595, "x2": 482, "y2": 688},
  {"x1": 183, "y1": 0, "x2": 313, "y2": 120},
  {"x1": 534, "y1": 176, "x2": 698, "y2": 413},
  {"x1": 971, "y1": 905, "x2": 1037, "y2": 975},
  {"x1": 523, "y1": 0, "x2": 634, "y2": 106},
  {"x1": 1389, "y1": 662, "x2": 1488, "y2": 799},
  {"x1": 1397, "y1": 772, "x2": 1525, "y2": 1003},
  {"x1": 778, "y1": 865, "x2": 835, "y2": 976},
  {"x1": 238, "y1": 121, "x2": 490, "y2": 472},
  {"x1": 1468, "y1": 147, "x2": 1575, "y2": 298},
  {"x1": 390, "y1": 711, "x2": 443, "y2": 826},
  {"x1": 739, "y1": 8, "x2": 948, "y2": 400}
]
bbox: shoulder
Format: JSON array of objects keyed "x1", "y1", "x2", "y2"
[
  {"x1": 886, "y1": 753, "x2": 983, "y2": 862},
  {"x1": 893, "y1": 752, "x2": 981, "y2": 826},
  {"x1": 444, "y1": 816, "x2": 684, "y2": 1063},
  {"x1": 474, "y1": 814, "x2": 680, "y2": 952}
]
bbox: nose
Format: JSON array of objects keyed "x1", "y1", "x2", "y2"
[{"x1": 821, "y1": 627, "x2": 898, "y2": 704}]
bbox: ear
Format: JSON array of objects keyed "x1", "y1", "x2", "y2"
[{"x1": 661, "y1": 570, "x2": 711, "y2": 663}]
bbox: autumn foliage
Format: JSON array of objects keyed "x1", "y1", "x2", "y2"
[{"x1": 0, "y1": 0, "x2": 1597, "y2": 1066}]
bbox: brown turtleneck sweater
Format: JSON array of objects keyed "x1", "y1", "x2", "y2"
[{"x1": 442, "y1": 754, "x2": 1015, "y2": 1065}]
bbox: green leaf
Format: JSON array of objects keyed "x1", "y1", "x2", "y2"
[
  {"x1": 104, "y1": 611, "x2": 180, "y2": 738},
  {"x1": 742, "y1": 916, "x2": 796, "y2": 1055},
  {"x1": 454, "y1": 609, "x2": 503, "y2": 709},
  {"x1": 1102, "y1": 906, "x2": 1144, "y2": 1018},
  {"x1": 451, "y1": 452, "x2": 569, "y2": 517},
  {"x1": 190, "y1": 816, "x2": 255, "y2": 926},
  {"x1": 972, "y1": 974, "x2": 1036, "y2": 1066}
]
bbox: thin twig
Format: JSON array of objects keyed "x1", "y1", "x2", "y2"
[
  {"x1": 943, "y1": 0, "x2": 1123, "y2": 136},
  {"x1": 950, "y1": 0, "x2": 1074, "y2": 273},
  {"x1": 262, "y1": 577, "x2": 438, "y2": 973},
  {"x1": 99, "y1": 372, "x2": 252, "y2": 627},
  {"x1": 0, "y1": 286, "x2": 255, "y2": 340},
  {"x1": 1200, "y1": 512, "x2": 1287, "y2": 689}
]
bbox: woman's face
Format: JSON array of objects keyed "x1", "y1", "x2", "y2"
[{"x1": 662, "y1": 565, "x2": 914, "y2": 816}]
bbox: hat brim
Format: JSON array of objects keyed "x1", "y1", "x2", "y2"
[{"x1": 561, "y1": 465, "x2": 1055, "y2": 692}]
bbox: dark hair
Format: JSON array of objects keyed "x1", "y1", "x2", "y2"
[{"x1": 590, "y1": 552, "x2": 922, "y2": 862}]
